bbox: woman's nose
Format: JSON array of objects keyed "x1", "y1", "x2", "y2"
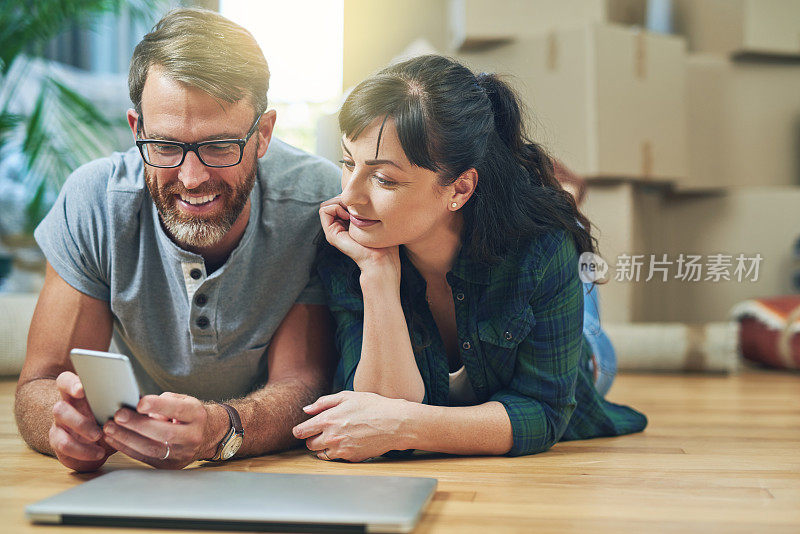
[{"x1": 340, "y1": 171, "x2": 368, "y2": 206}]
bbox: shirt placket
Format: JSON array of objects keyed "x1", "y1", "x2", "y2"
[
  {"x1": 181, "y1": 261, "x2": 218, "y2": 354},
  {"x1": 447, "y1": 272, "x2": 488, "y2": 401}
]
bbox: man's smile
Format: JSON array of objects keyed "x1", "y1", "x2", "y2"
[{"x1": 177, "y1": 193, "x2": 220, "y2": 206}]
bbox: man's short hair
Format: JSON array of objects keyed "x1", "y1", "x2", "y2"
[{"x1": 129, "y1": 8, "x2": 269, "y2": 118}]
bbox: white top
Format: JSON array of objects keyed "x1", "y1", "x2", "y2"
[{"x1": 448, "y1": 365, "x2": 478, "y2": 406}]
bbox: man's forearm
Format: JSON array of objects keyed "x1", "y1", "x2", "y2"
[
  {"x1": 202, "y1": 376, "x2": 327, "y2": 459},
  {"x1": 14, "y1": 378, "x2": 59, "y2": 456}
]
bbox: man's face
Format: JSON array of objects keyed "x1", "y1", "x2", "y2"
[{"x1": 131, "y1": 66, "x2": 269, "y2": 249}]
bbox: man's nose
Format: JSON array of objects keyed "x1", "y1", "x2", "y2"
[{"x1": 177, "y1": 150, "x2": 211, "y2": 190}]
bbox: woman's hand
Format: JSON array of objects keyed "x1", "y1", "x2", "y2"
[
  {"x1": 319, "y1": 197, "x2": 400, "y2": 283},
  {"x1": 292, "y1": 391, "x2": 413, "y2": 463}
]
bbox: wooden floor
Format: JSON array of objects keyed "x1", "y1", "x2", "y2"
[{"x1": 2, "y1": 369, "x2": 799, "y2": 533}]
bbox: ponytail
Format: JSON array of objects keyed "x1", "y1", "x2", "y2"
[{"x1": 473, "y1": 72, "x2": 596, "y2": 260}]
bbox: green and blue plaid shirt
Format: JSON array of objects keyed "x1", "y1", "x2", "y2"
[{"x1": 317, "y1": 229, "x2": 647, "y2": 456}]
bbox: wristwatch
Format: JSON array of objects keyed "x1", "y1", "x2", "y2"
[{"x1": 211, "y1": 402, "x2": 243, "y2": 461}]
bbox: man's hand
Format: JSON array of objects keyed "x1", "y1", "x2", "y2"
[
  {"x1": 49, "y1": 371, "x2": 115, "y2": 472},
  {"x1": 292, "y1": 391, "x2": 413, "y2": 463},
  {"x1": 102, "y1": 392, "x2": 223, "y2": 469}
]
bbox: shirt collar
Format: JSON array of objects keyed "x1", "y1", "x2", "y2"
[
  {"x1": 399, "y1": 243, "x2": 493, "y2": 288},
  {"x1": 449, "y1": 245, "x2": 492, "y2": 285}
]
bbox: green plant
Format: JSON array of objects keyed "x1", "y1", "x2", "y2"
[{"x1": 0, "y1": 0, "x2": 164, "y2": 233}]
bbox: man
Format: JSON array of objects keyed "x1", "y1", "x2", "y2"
[{"x1": 14, "y1": 8, "x2": 340, "y2": 472}]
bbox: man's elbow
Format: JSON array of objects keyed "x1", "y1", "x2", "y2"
[{"x1": 14, "y1": 388, "x2": 54, "y2": 457}]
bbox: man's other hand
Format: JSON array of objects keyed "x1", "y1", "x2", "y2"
[{"x1": 50, "y1": 371, "x2": 115, "y2": 472}]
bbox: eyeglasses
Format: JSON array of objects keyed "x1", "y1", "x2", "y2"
[{"x1": 135, "y1": 114, "x2": 262, "y2": 168}]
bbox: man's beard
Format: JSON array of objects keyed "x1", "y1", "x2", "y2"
[{"x1": 145, "y1": 157, "x2": 257, "y2": 249}]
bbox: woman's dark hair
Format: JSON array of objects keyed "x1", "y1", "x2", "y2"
[{"x1": 339, "y1": 54, "x2": 598, "y2": 264}]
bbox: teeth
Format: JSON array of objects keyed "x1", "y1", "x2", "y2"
[{"x1": 180, "y1": 194, "x2": 218, "y2": 205}]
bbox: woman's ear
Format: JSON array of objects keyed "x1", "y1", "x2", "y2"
[{"x1": 448, "y1": 168, "x2": 478, "y2": 211}]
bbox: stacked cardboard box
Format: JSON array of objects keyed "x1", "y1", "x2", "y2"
[
  {"x1": 460, "y1": 24, "x2": 688, "y2": 182},
  {"x1": 683, "y1": 55, "x2": 800, "y2": 191},
  {"x1": 673, "y1": 0, "x2": 800, "y2": 58},
  {"x1": 583, "y1": 183, "x2": 800, "y2": 324},
  {"x1": 449, "y1": 0, "x2": 646, "y2": 50}
]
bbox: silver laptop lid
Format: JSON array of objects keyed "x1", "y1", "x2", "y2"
[{"x1": 26, "y1": 470, "x2": 437, "y2": 533}]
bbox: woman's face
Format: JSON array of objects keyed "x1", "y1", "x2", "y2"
[{"x1": 338, "y1": 117, "x2": 456, "y2": 249}]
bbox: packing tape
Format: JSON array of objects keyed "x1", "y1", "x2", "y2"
[
  {"x1": 547, "y1": 32, "x2": 558, "y2": 71},
  {"x1": 641, "y1": 140, "x2": 653, "y2": 177},
  {"x1": 635, "y1": 31, "x2": 646, "y2": 80}
]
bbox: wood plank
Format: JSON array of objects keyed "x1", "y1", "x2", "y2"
[{"x1": 2, "y1": 370, "x2": 799, "y2": 533}]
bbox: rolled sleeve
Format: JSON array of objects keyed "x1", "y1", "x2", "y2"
[{"x1": 489, "y1": 234, "x2": 584, "y2": 456}]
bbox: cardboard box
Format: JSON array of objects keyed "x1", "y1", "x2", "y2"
[
  {"x1": 580, "y1": 181, "x2": 669, "y2": 323},
  {"x1": 682, "y1": 55, "x2": 800, "y2": 191},
  {"x1": 673, "y1": 0, "x2": 800, "y2": 58},
  {"x1": 449, "y1": 0, "x2": 647, "y2": 51},
  {"x1": 460, "y1": 24, "x2": 688, "y2": 181},
  {"x1": 656, "y1": 187, "x2": 800, "y2": 323},
  {"x1": 583, "y1": 183, "x2": 800, "y2": 324}
]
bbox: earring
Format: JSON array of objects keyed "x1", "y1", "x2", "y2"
[{"x1": 451, "y1": 202, "x2": 458, "y2": 209}]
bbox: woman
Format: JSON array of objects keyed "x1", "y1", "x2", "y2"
[{"x1": 292, "y1": 55, "x2": 646, "y2": 462}]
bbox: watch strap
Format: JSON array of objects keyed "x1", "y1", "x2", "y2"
[
  {"x1": 210, "y1": 402, "x2": 243, "y2": 461},
  {"x1": 216, "y1": 402, "x2": 243, "y2": 434}
]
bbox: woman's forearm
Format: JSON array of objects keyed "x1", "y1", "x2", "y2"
[
  {"x1": 400, "y1": 400, "x2": 513, "y2": 456},
  {"x1": 354, "y1": 269, "x2": 425, "y2": 402}
]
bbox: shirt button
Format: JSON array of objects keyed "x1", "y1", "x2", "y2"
[
  {"x1": 196, "y1": 316, "x2": 210, "y2": 329},
  {"x1": 194, "y1": 293, "x2": 208, "y2": 306},
  {"x1": 462, "y1": 341, "x2": 471, "y2": 350},
  {"x1": 190, "y1": 268, "x2": 203, "y2": 280},
  {"x1": 504, "y1": 331, "x2": 513, "y2": 341},
  {"x1": 455, "y1": 292, "x2": 465, "y2": 301}
]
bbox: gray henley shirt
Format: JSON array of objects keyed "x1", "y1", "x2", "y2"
[{"x1": 34, "y1": 139, "x2": 341, "y2": 401}]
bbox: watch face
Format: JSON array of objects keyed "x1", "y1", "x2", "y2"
[{"x1": 221, "y1": 434, "x2": 243, "y2": 460}]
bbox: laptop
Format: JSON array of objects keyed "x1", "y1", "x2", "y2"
[{"x1": 26, "y1": 470, "x2": 437, "y2": 533}]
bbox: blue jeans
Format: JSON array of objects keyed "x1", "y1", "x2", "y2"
[{"x1": 583, "y1": 281, "x2": 616, "y2": 397}]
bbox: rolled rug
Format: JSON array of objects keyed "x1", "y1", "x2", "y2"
[
  {"x1": 603, "y1": 322, "x2": 740, "y2": 374},
  {"x1": 730, "y1": 295, "x2": 800, "y2": 370}
]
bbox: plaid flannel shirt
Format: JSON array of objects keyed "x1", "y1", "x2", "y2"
[{"x1": 317, "y1": 229, "x2": 647, "y2": 456}]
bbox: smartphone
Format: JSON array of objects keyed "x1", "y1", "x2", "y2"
[{"x1": 69, "y1": 349, "x2": 141, "y2": 424}]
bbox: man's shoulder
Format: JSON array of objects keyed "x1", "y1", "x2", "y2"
[
  {"x1": 257, "y1": 138, "x2": 341, "y2": 204},
  {"x1": 61, "y1": 146, "x2": 146, "y2": 204}
]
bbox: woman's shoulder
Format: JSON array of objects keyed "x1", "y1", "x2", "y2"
[
  {"x1": 473, "y1": 227, "x2": 579, "y2": 323},
  {"x1": 495, "y1": 227, "x2": 579, "y2": 282}
]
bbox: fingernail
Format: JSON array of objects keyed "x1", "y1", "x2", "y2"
[
  {"x1": 104, "y1": 423, "x2": 116, "y2": 435},
  {"x1": 139, "y1": 402, "x2": 150, "y2": 412},
  {"x1": 91, "y1": 429, "x2": 102, "y2": 440},
  {"x1": 94, "y1": 449, "x2": 104, "y2": 460},
  {"x1": 115, "y1": 410, "x2": 129, "y2": 423},
  {"x1": 302, "y1": 405, "x2": 312, "y2": 411},
  {"x1": 292, "y1": 428, "x2": 301, "y2": 437}
]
